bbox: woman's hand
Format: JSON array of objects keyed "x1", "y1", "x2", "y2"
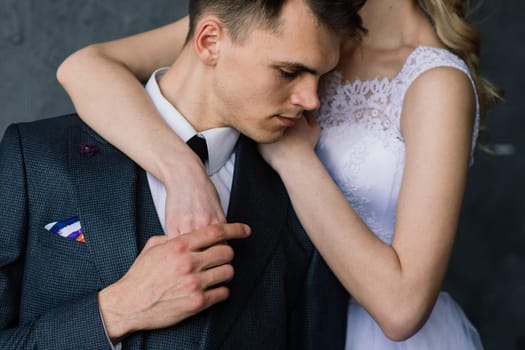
[
  {"x1": 163, "y1": 151, "x2": 226, "y2": 237},
  {"x1": 258, "y1": 112, "x2": 321, "y2": 171}
]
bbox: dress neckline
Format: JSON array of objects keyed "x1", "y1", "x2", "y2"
[{"x1": 332, "y1": 45, "x2": 452, "y2": 88}]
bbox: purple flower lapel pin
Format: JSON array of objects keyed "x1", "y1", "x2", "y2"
[{"x1": 80, "y1": 142, "x2": 99, "y2": 157}]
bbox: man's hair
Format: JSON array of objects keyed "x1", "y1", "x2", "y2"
[{"x1": 186, "y1": 0, "x2": 366, "y2": 43}]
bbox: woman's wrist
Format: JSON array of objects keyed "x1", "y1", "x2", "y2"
[
  {"x1": 146, "y1": 131, "x2": 201, "y2": 183},
  {"x1": 271, "y1": 147, "x2": 318, "y2": 177}
]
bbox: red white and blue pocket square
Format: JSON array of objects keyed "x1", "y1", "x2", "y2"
[{"x1": 44, "y1": 216, "x2": 86, "y2": 243}]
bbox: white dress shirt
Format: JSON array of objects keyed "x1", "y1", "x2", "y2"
[{"x1": 145, "y1": 68, "x2": 240, "y2": 232}]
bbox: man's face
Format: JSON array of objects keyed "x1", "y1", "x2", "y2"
[{"x1": 212, "y1": 0, "x2": 341, "y2": 143}]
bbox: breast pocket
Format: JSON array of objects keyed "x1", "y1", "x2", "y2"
[
  {"x1": 22, "y1": 228, "x2": 101, "y2": 313},
  {"x1": 38, "y1": 226, "x2": 89, "y2": 257}
]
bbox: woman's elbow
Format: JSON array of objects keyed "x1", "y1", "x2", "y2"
[
  {"x1": 378, "y1": 303, "x2": 432, "y2": 341},
  {"x1": 56, "y1": 45, "x2": 99, "y2": 87}
]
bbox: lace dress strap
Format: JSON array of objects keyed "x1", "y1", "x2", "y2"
[{"x1": 392, "y1": 46, "x2": 480, "y2": 165}]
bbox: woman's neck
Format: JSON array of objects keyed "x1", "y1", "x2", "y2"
[
  {"x1": 359, "y1": 0, "x2": 431, "y2": 50},
  {"x1": 337, "y1": 0, "x2": 440, "y2": 81}
]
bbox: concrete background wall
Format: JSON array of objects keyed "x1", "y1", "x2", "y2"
[{"x1": 0, "y1": 1, "x2": 523, "y2": 348}]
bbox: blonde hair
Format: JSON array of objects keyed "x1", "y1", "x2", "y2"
[{"x1": 416, "y1": 0, "x2": 503, "y2": 117}]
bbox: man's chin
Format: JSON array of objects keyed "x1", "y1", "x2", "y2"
[
  {"x1": 240, "y1": 127, "x2": 285, "y2": 144},
  {"x1": 252, "y1": 132, "x2": 284, "y2": 144}
]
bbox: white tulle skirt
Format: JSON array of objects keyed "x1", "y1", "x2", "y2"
[{"x1": 345, "y1": 292, "x2": 484, "y2": 350}]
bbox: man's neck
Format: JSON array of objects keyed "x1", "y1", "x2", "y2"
[{"x1": 158, "y1": 50, "x2": 224, "y2": 132}]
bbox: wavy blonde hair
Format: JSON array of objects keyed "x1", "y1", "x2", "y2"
[{"x1": 416, "y1": 0, "x2": 503, "y2": 118}]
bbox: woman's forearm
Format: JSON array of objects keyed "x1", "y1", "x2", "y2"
[
  {"x1": 57, "y1": 44, "x2": 190, "y2": 182},
  {"x1": 56, "y1": 18, "x2": 191, "y2": 182},
  {"x1": 274, "y1": 151, "x2": 417, "y2": 335},
  {"x1": 56, "y1": 17, "x2": 226, "y2": 234}
]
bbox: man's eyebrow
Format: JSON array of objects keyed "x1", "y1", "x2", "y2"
[{"x1": 276, "y1": 61, "x2": 318, "y2": 75}]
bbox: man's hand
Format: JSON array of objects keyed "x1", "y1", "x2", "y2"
[{"x1": 98, "y1": 222, "x2": 250, "y2": 342}]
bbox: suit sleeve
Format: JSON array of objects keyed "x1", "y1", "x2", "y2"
[{"x1": 0, "y1": 124, "x2": 112, "y2": 350}]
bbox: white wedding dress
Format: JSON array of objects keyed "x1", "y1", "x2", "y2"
[{"x1": 315, "y1": 46, "x2": 484, "y2": 349}]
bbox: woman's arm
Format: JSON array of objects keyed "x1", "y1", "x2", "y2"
[
  {"x1": 259, "y1": 67, "x2": 476, "y2": 341},
  {"x1": 57, "y1": 17, "x2": 225, "y2": 235}
]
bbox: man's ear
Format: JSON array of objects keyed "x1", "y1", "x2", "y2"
[{"x1": 193, "y1": 17, "x2": 225, "y2": 66}]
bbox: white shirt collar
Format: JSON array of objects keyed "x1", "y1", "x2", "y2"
[{"x1": 145, "y1": 68, "x2": 239, "y2": 175}]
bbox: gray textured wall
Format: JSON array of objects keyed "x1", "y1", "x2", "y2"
[
  {"x1": 0, "y1": 1, "x2": 523, "y2": 349},
  {"x1": 0, "y1": 0, "x2": 188, "y2": 129}
]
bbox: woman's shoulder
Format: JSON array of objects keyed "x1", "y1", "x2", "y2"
[
  {"x1": 396, "y1": 46, "x2": 472, "y2": 85},
  {"x1": 399, "y1": 45, "x2": 476, "y2": 114},
  {"x1": 394, "y1": 45, "x2": 477, "y2": 119}
]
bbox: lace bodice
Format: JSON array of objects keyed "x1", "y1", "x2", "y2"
[{"x1": 315, "y1": 46, "x2": 479, "y2": 244}]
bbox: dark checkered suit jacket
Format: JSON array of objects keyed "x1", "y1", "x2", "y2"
[{"x1": 0, "y1": 114, "x2": 348, "y2": 349}]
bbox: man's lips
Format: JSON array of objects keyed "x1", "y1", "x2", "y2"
[{"x1": 276, "y1": 114, "x2": 301, "y2": 127}]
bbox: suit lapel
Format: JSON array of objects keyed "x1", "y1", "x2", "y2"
[
  {"x1": 69, "y1": 125, "x2": 139, "y2": 287},
  {"x1": 202, "y1": 136, "x2": 289, "y2": 349}
]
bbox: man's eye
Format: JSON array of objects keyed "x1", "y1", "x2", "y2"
[{"x1": 279, "y1": 69, "x2": 298, "y2": 79}]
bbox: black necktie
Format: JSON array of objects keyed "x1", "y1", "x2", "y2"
[{"x1": 187, "y1": 135, "x2": 208, "y2": 164}]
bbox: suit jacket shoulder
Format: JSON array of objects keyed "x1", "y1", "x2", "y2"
[{"x1": 0, "y1": 114, "x2": 118, "y2": 349}]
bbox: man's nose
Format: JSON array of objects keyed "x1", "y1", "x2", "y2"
[{"x1": 290, "y1": 79, "x2": 320, "y2": 111}]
